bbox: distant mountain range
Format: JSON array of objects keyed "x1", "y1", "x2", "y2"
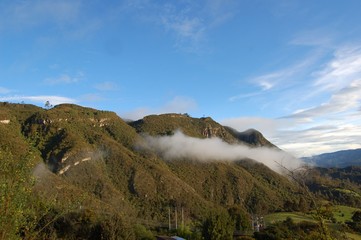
[{"x1": 303, "y1": 149, "x2": 361, "y2": 167}]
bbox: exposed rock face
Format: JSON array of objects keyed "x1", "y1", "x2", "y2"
[
  {"x1": 202, "y1": 124, "x2": 228, "y2": 139},
  {"x1": 0, "y1": 119, "x2": 10, "y2": 124}
]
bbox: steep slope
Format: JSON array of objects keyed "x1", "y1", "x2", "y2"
[
  {"x1": 130, "y1": 113, "x2": 277, "y2": 148},
  {"x1": 130, "y1": 114, "x2": 238, "y2": 143},
  {"x1": 225, "y1": 127, "x2": 277, "y2": 148},
  {"x1": 130, "y1": 114, "x2": 302, "y2": 212}
]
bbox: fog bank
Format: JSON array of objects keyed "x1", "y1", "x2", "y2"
[{"x1": 140, "y1": 131, "x2": 304, "y2": 174}]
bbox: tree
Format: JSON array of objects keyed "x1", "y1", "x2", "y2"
[
  {"x1": 0, "y1": 150, "x2": 36, "y2": 239},
  {"x1": 352, "y1": 211, "x2": 361, "y2": 223},
  {"x1": 228, "y1": 206, "x2": 251, "y2": 233},
  {"x1": 44, "y1": 101, "x2": 52, "y2": 109},
  {"x1": 202, "y1": 211, "x2": 234, "y2": 240}
]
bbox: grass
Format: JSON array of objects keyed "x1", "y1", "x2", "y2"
[
  {"x1": 346, "y1": 232, "x2": 361, "y2": 240},
  {"x1": 265, "y1": 207, "x2": 361, "y2": 240},
  {"x1": 332, "y1": 205, "x2": 361, "y2": 223},
  {"x1": 265, "y1": 205, "x2": 361, "y2": 225},
  {"x1": 264, "y1": 212, "x2": 315, "y2": 225}
]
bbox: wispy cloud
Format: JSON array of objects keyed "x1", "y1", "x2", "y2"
[
  {"x1": 229, "y1": 52, "x2": 321, "y2": 103},
  {"x1": 0, "y1": 95, "x2": 76, "y2": 105},
  {"x1": 275, "y1": 122, "x2": 361, "y2": 157},
  {"x1": 0, "y1": 0, "x2": 102, "y2": 40},
  {"x1": 44, "y1": 72, "x2": 85, "y2": 85},
  {"x1": 226, "y1": 43, "x2": 361, "y2": 157},
  {"x1": 285, "y1": 79, "x2": 361, "y2": 120},
  {"x1": 161, "y1": 14, "x2": 205, "y2": 50},
  {"x1": 94, "y1": 81, "x2": 118, "y2": 91},
  {"x1": 121, "y1": 96, "x2": 197, "y2": 120},
  {"x1": 124, "y1": 0, "x2": 238, "y2": 52},
  {"x1": 80, "y1": 93, "x2": 103, "y2": 102},
  {"x1": 290, "y1": 29, "x2": 334, "y2": 48},
  {"x1": 313, "y1": 46, "x2": 361, "y2": 92},
  {"x1": 0, "y1": 87, "x2": 11, "y2": 94},
  {"x1": 0, "y1": 0, "x2": 81, "y2": 31},
  {"x1": 228, "y1": 91, "x2": 263, "y2": 102}
]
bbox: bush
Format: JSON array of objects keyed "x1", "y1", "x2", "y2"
[
  {"x1": 202, "y1": 210, "x2": 235, "y2": 240},
  {"x1": 0, "y1": 150, "x2": 37, "y2": 239},
  {"x1": 134, "y1": 224, "x2": 155, "y2": 240}
]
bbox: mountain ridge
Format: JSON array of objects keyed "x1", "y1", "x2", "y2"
[
  {"x1": 0, "y1": 102, "x2": 319, "y2": 238},
  {"x1": 303, "y1": 148, "x2": 361, "y2": 167}
]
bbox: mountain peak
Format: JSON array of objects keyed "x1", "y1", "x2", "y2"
[{"x1": 224, "y1": 127, "x2": 276, "y2": 148}]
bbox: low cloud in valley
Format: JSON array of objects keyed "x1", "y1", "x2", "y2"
[{"x1": 139, "y1": 131, "x2": 304, "y2": 174}]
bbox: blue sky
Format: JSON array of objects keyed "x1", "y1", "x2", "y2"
[{"x1": 1, "y1": 0, "x2": 361, "y2": 157}]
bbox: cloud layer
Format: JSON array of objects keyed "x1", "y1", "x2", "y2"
[
  {"x1": 223, "y1": 44, "x2": 361, "y2": 157},
  {"x1": 139, "y1": 131, "x2": 303, "y2": 174}
]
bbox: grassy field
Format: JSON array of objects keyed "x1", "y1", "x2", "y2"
[
  {"x1": 265, "y1": 206, "x2": 361, "y2": 240},
  {"x1": 346, "y1": 232, "x2": 361, "y2": 240},
  {"x1": 265, "y1": 205, "x2": 361, "y2": 225},
  {"x1": 264, "y1": 212, "x2": 315, "y2": 225},
  {"x1": 332, "y1": 205, "x2": 361, "y2": 223}
]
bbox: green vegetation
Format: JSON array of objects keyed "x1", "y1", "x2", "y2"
[
  {"x1": 1, "y1": 102, "x2": 360, "y2": 238},
  {"x1": 333, "y1": 205, "x2": 361, "y2": 223},
  {"x1": 201, "y1": 210, "x2": 235, "y2": 240},
  {"x1": 0, "y1": 149, "x2": 37, "y2": 239},
  {"x1": 254, "y1": 217, "x2": 346, "y2": 240},
  {"x1": 305, "y1": 167, "x2": 361, "y2": 208},
  {"x1": 265, "y1": 212, "x2": 315, "y2": 225}
]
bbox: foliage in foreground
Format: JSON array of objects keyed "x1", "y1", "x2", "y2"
[
  {"x1": 254, "y1": 217, "x2": 348, "y2": 240},
  {"x1": 0, "y1": 149, "x2": 38, "y2": 239}
]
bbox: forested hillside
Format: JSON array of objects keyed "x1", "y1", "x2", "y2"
[{"x1": 1, "y1": 102, "x2": 360, "y2": 239}]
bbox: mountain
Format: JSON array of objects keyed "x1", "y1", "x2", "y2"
[
  {"x1": 0, "y1": 103, "x2": 323, "y2": 238},
  {"x1": 303, "y1": 148, "x2": 361, "y2": 167},
  {"x1": 225, "y1": 127, "x2": 277, "y2": 148},
  {"x1": 130, "y1": 113, "x2": 275, "y2": 148}
]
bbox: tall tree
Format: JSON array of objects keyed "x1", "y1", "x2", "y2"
[{"x1": 202, "y1": 211, "x2": 234, "y2": 240}]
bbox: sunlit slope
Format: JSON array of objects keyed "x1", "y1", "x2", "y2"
[{"x1": 0, "y1": 102, "x2": 305, "y2": 225}]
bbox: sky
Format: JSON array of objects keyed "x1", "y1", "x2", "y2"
[{"x1": 1, "y1": 0, "x2": 361, "y2": 157}]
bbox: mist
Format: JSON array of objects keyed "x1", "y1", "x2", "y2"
[{"x1": 139, "y1": 131, "x2": 304, "y2": 174}]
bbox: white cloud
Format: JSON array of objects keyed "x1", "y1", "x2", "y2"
[
  {"x1": 0, "y1": 95, "x2": 76, "y2": 106},
  {"x1": 275, "y1": 123, "x2": 361, "y2": 157},
  {"x1": 121, "y1": 96, "x2": 197, "y2": 120},
  {"x1": 44, "y1": 72, "x2": 84, "y2": 85},
  {"x1": 226, "y1": 44, "x2": 361, "y2": 158},
  {"x1": 275, "y1": 77, "x2": 361, "y2": 157},
  {"x1": 313, "y1": 46, "x2": 361, "y2": 91},
  {"x1": 285, "y1": 79, "x2": 361, "y2": 120},
  {"x1": 139, "y1": 131, "x2": 303, "y2": 174}
]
